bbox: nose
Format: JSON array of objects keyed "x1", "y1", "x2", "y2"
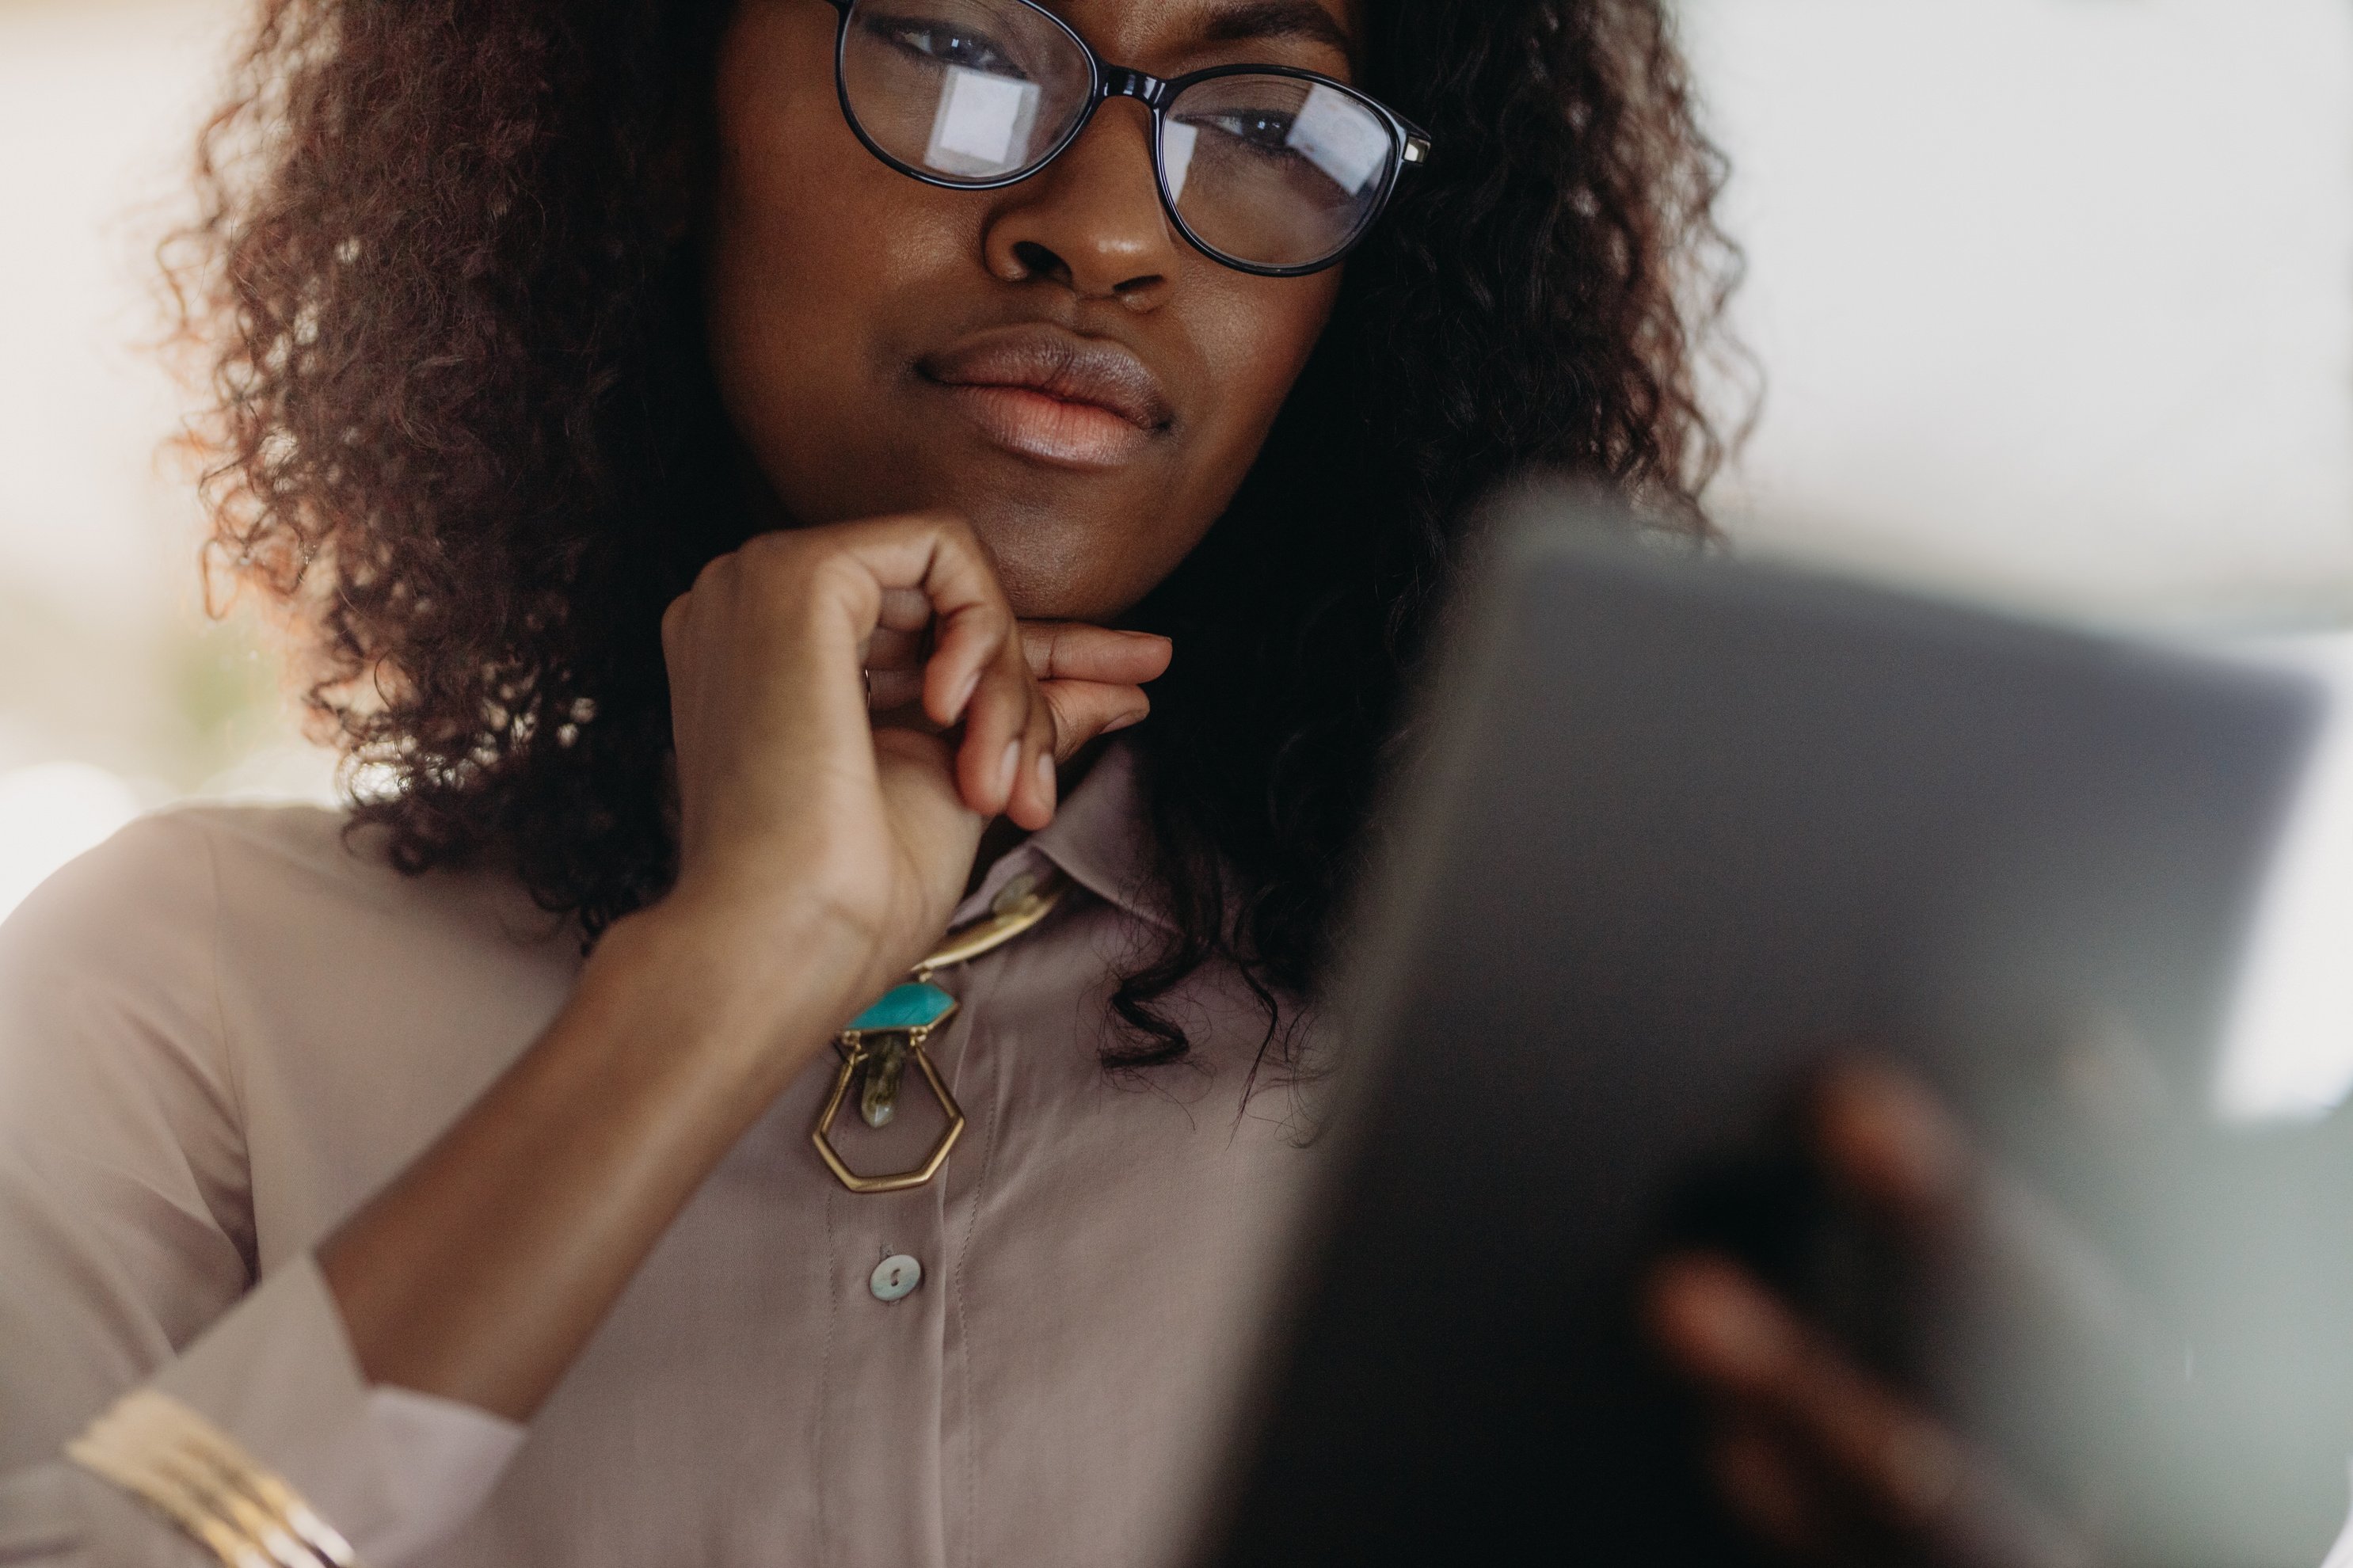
[{"x1": 981, "y1": 99, "x2": 1179, "y2": 308}]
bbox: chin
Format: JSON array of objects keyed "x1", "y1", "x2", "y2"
[
  {"x1": 983, "y1": 557, "x2": 1098, "y2": 622},
  {"x1": 957, "y1": 506, "x2": 1126, "y2": 622},
  {"x1": 767, "y1": 459, "x2": 1180, "y2": 622}
]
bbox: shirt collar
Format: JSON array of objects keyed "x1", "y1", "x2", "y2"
[{"x1": 948, "y1": 740, "x2": 1172, "y2": 934}]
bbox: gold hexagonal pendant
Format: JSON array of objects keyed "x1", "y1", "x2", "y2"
[
  {"x1": 809, "y1": 872, "x2": 1066, "y2": 1194},
  {"x1": 812, "y1": 986, "x2": 966, "y2": 1194}
]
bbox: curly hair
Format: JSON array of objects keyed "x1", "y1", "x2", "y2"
[{"x1": 172, "y1": 0, "x2": 1743, "y2": 1071}]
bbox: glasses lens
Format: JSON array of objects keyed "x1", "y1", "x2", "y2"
[
  {"x1": 1163, "y1": 75, "x2": 1395, "y2": 271},
  {"x1": 840, "y1": 0, "x2": 1093, "y2": 184}
]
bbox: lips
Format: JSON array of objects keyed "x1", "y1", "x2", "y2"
[{"x1": 918, "y1": 325, "x2": 1174, "y2": 469}]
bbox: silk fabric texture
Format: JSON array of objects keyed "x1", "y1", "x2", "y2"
[{"x1": 0, "y1": 744, "x2": 1318, "y2": 1566}]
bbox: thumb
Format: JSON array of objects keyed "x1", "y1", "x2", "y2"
[{"x1": 1040, "y1": 680, "x2": 1150, "y2": 763}]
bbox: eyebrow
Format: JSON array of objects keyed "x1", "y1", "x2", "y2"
[{"x1": 1194, "y1": 0, "x2": 1357, "y2": 62}]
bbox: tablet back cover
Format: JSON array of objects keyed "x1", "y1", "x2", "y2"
[{"x1": 1204, "y1": 497, "x2": 2328, "y2": 1565}]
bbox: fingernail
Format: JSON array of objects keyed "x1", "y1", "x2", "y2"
[
  {"x1": 996, "y1": 740, "x2": 1021, "y2": 800},
  {"x1": 1103, "y1": 708, "x2": 1146, "y2": 735},
  {"x1": 1034, "y1": 750, "x2": 1057, "y2": 808},
  {"x1": 953, "y1": 668, "x2": 982, "y2": 717}
]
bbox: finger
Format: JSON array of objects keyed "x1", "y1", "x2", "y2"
[
  {"x1": 866, "y1": 622, "x2": 928, "y2": 712},
  {"x1": 792, "y1": 513, "x2": 1008, "y2": 731},
  {"x1": 1039, "y1": 680, "x2": 1152, "y2": 763},
  {"x1": 1654, "y1": 1255, "x2": 2096, "y2": 1568},
  {"x1": 1019, "y1": 622, "x2": 1174, "y2": 687},
  {"x1": 865, "y1": 625, "x2": 926, "y2": 672},
  {"x1": 1812, "y1": 1060, "x2": 1974, "y2": 1231},
  {"x1": 877, "y1": 585, "x2": 931, "y2": 634},
  {"x1": 1648, "y1": 1255, "x2": 1963, "y2": 1531},
  {"x1": 1648, "y1": 1252, "x2": 1801, "y2": 1396},
  {"x1": 1813, "y1": 1061, "x2": 2160, "y2": 1380},
  {"x1": 802, "y1": 514, "x2": 1025, "y2": 813},
  {"x1": 1715, "y1": 1416, "x2": 2087, "y2": 1568},
  {"x1": 893, "y1": 529, "x2": 1018, "y2": 734},
  {"x1": 1709, "y1": 1418, "x2": 1835, "y2": 1562},
  {"x1": 956, "y1": 636, "x2": 1030, "y2": 818},
  {"x1": 866, "y1": 667, "x2": 927, "y2": 713},
  {"x1": 1002, "y1": 672, "x2": 1060, "y2": 832}
]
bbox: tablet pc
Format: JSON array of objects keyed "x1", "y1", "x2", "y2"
[{"x1": 1197, "y1": 489, "x2": 2333, "y2": 1565}]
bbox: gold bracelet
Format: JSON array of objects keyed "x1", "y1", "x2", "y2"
[{"x1": 66, "y1": 1388, "x2": 364, "y2": 1568}]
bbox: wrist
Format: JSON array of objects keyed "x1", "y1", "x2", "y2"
[{"x1": 586, "y1": 890, "x2": 885, "y2": 1096}]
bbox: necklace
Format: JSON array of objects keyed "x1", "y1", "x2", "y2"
[{"x1": 811, "y1": 868, "x2": 1068, "y2": 1194}]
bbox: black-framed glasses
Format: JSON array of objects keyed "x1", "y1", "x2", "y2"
[{"x1": 823, "y1": 0, "x2": 1433, "y2": 276}]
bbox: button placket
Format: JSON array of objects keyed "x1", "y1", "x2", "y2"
[
  {"x1": 812, "y1": 998, "x2": 981, "y2": 1568},
  {"x1": 809, "y1": 876, "x2": 1031, "y2": 1568},
  {"x1": 931, "y1": 938, "x2": 1016, "y2": 1568}
]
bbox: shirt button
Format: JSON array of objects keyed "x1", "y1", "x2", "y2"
[{"x1": 870, "y1": 1254, "x2": 923, "y2": 1303}]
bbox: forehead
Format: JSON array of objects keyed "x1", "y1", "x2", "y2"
[{"x1": 1043, "y1": 0, "x2": 1361, "y2": 70}]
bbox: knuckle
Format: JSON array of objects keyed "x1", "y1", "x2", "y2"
[
  {"x1": 853, "y1": 509, "x2": 960, "y2": 548},
  {"x1": 807, "y1": 551, "x2": 879, "y2": 614},
  {"x1": 921, "y1": 510, "x2": 977, "y2": 546},
  {"x1": 737, "y1": 530, "x2": 809, "y2": 582},
  {"x1": 931, "y1": 515, "x2": 1001, "y2": 580}
]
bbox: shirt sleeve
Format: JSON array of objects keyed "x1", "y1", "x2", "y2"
[{"x1": 0, "y1": 813, "x2": 524, "y2": 1566}]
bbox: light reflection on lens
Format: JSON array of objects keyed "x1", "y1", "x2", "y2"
[
  {"x1": 1163, "y1": 74, "x2": 1391, "y2": 271},
  {"x1": 841, "y1": 0, "x2": 1091, "y2": 183}
]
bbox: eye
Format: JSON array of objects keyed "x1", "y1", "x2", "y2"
[
  {"x1": 1189, "y1": 107, "x2": 1300, "y2": 154},
  {"x1": 863, "y1": 15, "x2": 1026, "y2": 77}
]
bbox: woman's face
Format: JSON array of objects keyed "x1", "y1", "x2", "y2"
[{"x1": 704, "y1": 0, "x2": 1357, "y2": 622}]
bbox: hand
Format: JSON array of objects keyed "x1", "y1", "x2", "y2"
[
  {"x1": 865, "y1": 611, "x2": 1167, "y2": 751},
  {"x1": 1646, "y1": 1064, "x2": 2093, "y2": 1568},
  {"x1": 324, "y1": 516, "x2": 1169, "y2": 1419},
  {"x1": 657, "y1": 513, "x2": 1169, "y2": 1028}
]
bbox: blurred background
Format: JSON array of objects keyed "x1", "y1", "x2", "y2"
[{"x1": 2, "y1": 0, "x2": 2351, "y2": 1098}]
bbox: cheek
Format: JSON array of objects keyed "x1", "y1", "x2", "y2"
[
  {"x1": 703, "y1": 17, "x2": 847, "y2": 465},
  {"x1": 1182, "y1": 270, "x2": 1343, "y2": 489},
  {"x1": 702, "y1": 7, "x2": 957, "y2": 505}
]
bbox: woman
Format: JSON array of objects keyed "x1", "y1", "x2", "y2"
[{"x1": 0, "y1": 0, "x2": 1732, "y2": 1562}]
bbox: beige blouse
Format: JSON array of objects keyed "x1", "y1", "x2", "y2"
[{"x1": 0, "y1": 744, "x2": 1316, "y2": 1566}]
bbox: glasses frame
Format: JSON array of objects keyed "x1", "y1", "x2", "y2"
[{"x1": 823, "y1": 0, "x2": 1434, "y2": 277}]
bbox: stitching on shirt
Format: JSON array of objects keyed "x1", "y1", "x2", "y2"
[
  {"x1": 190, "y1": 815, "x2": 245, "y2": 1136},
  {"x1": 187, "y1": 815, "x2": 258, "y2": 1287},
  {"x1": 951, "y1": 951, "x2": 1007, "y2": 1568},
  {"x1": 817, "y1": 1183, "x2": 839, "y2": 1560}
]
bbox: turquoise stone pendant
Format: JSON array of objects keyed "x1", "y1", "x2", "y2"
[
  {"x1": 813, "y1": 982, "x2": 967, "y2": 1194},
  {"x1": 844, "y1": 984, "x2": 958, "y2": 1130},
  {"x1": 812, "y1": 869, "x2": 1068, "y2": 1194},
  {"x1": 847, "y1": 981, "x2": 958, "y2": 1035}
]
